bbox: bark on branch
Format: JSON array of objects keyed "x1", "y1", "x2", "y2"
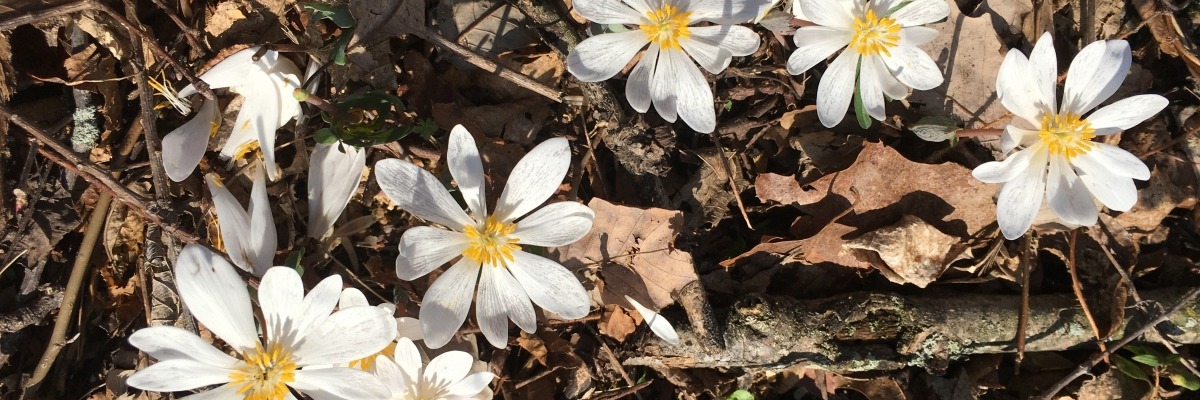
[{"x1": 626, "y1": 288, "x2": 1200, "y2": 373}]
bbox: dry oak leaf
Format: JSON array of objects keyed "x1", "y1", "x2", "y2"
[
  {"x1": 550, "y1": 198, "x2": 697, "y2": 311},
  {"x1": 844, "y1": 215, "x2": 972, "y2": 288},
  {"x1": 755, "y1": 141, "x2": 996, "y2": 269}
]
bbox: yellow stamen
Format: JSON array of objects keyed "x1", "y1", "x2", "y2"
[
  {"x1": 233, "y1": 140, "x2": 261, "y2": 161},
  {"x1": 348, "y1": 341, "x2": 397, "y2": 371},
  {"x1": 640, "y1": 4, "x2": 692, "y2": 50},
  {"x1": 850, "y1": 9, "x2": 901, "y2": 57},
  {"x1": 1038, "y1": 113, "x2": 1096, "y2": 160},
  {"x1": 462, "y1": 216, "x2": 520, "y2": 267},
  {"x1": 229, "y1": 342, "x2": 297, "y2": 400},
  {"x1": 148, "y1": 71, "x2": 192, "y2": 114}
]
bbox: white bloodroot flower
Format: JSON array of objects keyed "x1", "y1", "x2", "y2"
[
  {"x1": 375, "y1": 125, "x2": 595, "y2": 349},
  {"x1": 566, "y1": 0, "x2": 769, "y2": 133},
  {"x1": 162, "y1": 47, "x2": 302, "y2": 182},
  {"x1": 786, "y1": 0, "x2": 948, "y2": 127},
  {"x1": 625, "y1": 296, "x2": 681, "y2": 345},
  {"x1": 373, "y1": 338, "x2": 495, "y2": 400},
  {"x1": 337, "y1": 288, "x2": 425, "y2": 372},
  {"x1": 206, "y1": 166, "x2": 277, "y2": 276},
  {"x1": 972, "y1": 33, "x2": 1168, "y2": 240},
  {"x1": 308, "y1": 143, "x2": 368, "y2": 239},
  {"x1": 126, "y1": 244, "x2": 396, "y2": 399}
]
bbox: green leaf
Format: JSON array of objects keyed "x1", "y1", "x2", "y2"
[
  {"x1": 1114, "y1": 355, "x2": 1151, "y2": 382},
  {"x1": 285, "y1": 250, "x2": 305, "y2": 276},
  {"x1": 302, "y1": 3, "x2": 357, "y2": 65},
  {"x1": 315, "y1": 128, "x2": 338, "y2": 144},
  {"x1": 1170, "y1": 371, "x2": 1200, "y2": 390},
  {"x1": 723, "y1": 99, "x2": 733, "y2": 112},
  {"x1": 1165, "y1": 354, "x2": 1183, "y2": 366},
  {"x1": 852, "y1": 58, "x2": 871, "y2": 129},
  {"x1": 1133, "y1": 354, "x2": 1164, "y2": 367},
  {"x1": 910, "y1": 115, "x2": 961, "y2": 143},
  {"x1": 727, "y1": 389, "x2": 755, "y2": 400},
  {"x1": 1124, "y1": 344, "x2": 1155, "y2": 357}
]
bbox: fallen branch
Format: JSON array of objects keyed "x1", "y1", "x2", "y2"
[{"x1": 626, "y1": 288, "x2": 1200, "y2": 374}]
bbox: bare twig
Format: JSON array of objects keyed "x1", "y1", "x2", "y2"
[
  {"x1": 1068, "y1": 229, "x2": 1110, "y2": 362},
  {"x1": 1036, "y1": 287, "x2": 1200, "y2": 400},
  {"x1": 415, "y1": 26, "x2": 562, "y2": 103}
]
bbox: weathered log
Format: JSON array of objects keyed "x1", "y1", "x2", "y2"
[{"x1": 626, "y1": 288, "x2": 1200, "y2": 373}]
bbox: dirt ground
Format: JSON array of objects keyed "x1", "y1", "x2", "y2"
[{"x1": 2, "y1": 0, "x2": 1200, "y2": 399}]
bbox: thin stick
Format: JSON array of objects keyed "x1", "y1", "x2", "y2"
[
  {"x1": 1139, "y1": 125, "x2": 1200, "y2": 159},
  {"x1": 957, "y1": 128, "x2": 1004, "y2": 138},
  {"x1": 0, "y1": 1, "x2": 92, "y2": 30},
  {"x1": 1036, "y1": 287, "x2": 1200, "y2": 400},
  {"x1": 416, "y1": 26, "x2": 562, "y2": 103},
  {"x1": 1016, "y1": 233, "x2": 1032, "y2": 368},
  {"x1": 1067, "y1": 229, "x2": 1110, "y2": 362},
  {"x1": 456, "y1": 1, "x2": 506, "y2": 43}
]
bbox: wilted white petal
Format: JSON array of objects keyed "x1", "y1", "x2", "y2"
[
  {"x1": 507, "y1": 251, "x2": 590, "y2": 319},
  {"x1": 786, "y1": 26, "x2": 852, "y2": 75},
  {"x1": 307, "y1": 143, "x2": 366, "y2": 239},
  {"x1": 493, "y1": 137, "x2": 572, "y2": 221},
  {"x1": 566, "y1": 31, "x2": 649, "y2": 82},
  {"x1": 815, "y1": 49, "x2": 858, "y2": 127},
  {"x1": 375, "y1": 158, "x2": 474, "y2": 231},
  {"x1": 477, "y1": 266, "x2": 536, "y2": 347},
  {"x1": 395, "y1": 227, "x2": 470, "y2": 281},
  {"x1": 447, "y1": 125, "x2": 488, "y2": 219},
  {"x1": 177, "y1": 48, "x2": 263, "y2": 97},
  {"x1": 625, "y1": 296, "x2": 681, "y2": 345},
  {"x1": 163, "y1": 98, "x2": 220, "y2": 182},
  {"x1": 126, "y1": 359, "x2": 233, "y2": 392},
  {"x1": 172, "y1": 244, "x2": 259, "y2": 352},
  {"x1": 1061, "y1": 40, "x2": 1131, "y2": 115},
  {"x1": 420, "y1": 258, "x2": 480, "y2": 349}
]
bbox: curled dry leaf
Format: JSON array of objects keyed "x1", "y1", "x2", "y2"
[
  {"x1": 844, "y1": 215, "x2": 972, "y2": 288},
  {"x1": 550, "y1": 198, "x2": 697, "y2": 312}
]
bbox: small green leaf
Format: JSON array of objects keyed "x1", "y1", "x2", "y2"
[
  {"x1": 302, "y1": 3, "x2": 357, "y2": 65},
  {"x1": 315, "y1": 128, "x2": 338, "y2": 144},
  {"x1": 1114, "y1": 355, "x2": 1151, "y2": 382},
  {"x1": 285, "y1": 250, "x2": 305, "y2": 276},
  {"x1": 910, "y1": 115, "x2": 961, "y2": 143},
  {"x1": 727, "y1": 389, "x2": 754, "y2": 400},
  {"x1": 1133, "y1": 354, "x2": 1164, "y2": 367},
  {"x1": 1170, "y1": 371, "x2": 1200, "y2": 390},
  {"x1": 1165, "y1": 354, "x2": 1183, "y2": 365},
  {"x1": 723, "y1": 99, "x2": 733, "y2": 112},
  {"x1": 1124, "y1": 344, "x2": 1155, "y2": 357}
]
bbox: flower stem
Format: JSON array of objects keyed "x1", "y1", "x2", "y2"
[{"x1": 956, "y1": 128, "x2": 1004, "y2": 137}]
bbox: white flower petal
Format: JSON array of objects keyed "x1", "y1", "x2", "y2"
[
  {"x1": 572, "y1": 0, "x2": 644, "y2": 23},
  {"x1": 339, "y1": 288, "x2": 370, "y2": 309},
  {"x1": 1000, "y1": 126, "x2": 1040, "y2": 153},
  {"x1": 125, "y1": 359, "x2": 233, "y2": 392},
  {"x1": 669, "y1": 54, "x2": 717, "y2": 133},
  {"x1": 246, "y1": 167, "x2": 277, "y2": 276},
  {"x1": 512, "y1": 202, "x2": 595, "y2": 247},
  {"x1": 625, "y1": 296, "x2": 680, "y2": 345},
  {"x1": 996, "y1": 149, "x2": 1049, "y2": 240},
  {"x1": 973, "y1": 146, "x2": 1037, "y2": 183},
  {"x1": 690, "y1": 0, "x2": 774, "y2": 24},
  {"x1": 173, "y1": 244, "x2": 259, "y2": 352},
  {"x1": 650, "y1": 48, "x2": 680, "y2": 122},
  {"x1": 1075, "y1": 142, "x2": 1151, "y2": 180},
  {"x1": 293, "y1": 306, "x2": 396, "y2": 365},
  {"x1": 507, "y1": 251, "x2": 590, "y2": 319},
  {"x1": 882, "y1": 45, "x2": 943, "y2": 90},
  {"x1": 373, "y1": 356, "x2": 408, "y2": 395},
  {"x1": 448, "y1": 125, "x2": 489, "y2": 219},
  {"x1": 493, "y1": 137, "x2": 572, "y2": 221},
  {"x1": 1073, "y1": 154, "x2": 1140, "y2": 211},
  {"x1": 424, "y1": 351, "x2": 473, "y2": 387},
  {"x1": 176, "y1": 384, "x2": 242, "y2": 400},
  {"x1": 566, "y1": 31, "x2": 649, "y2": 82},
  {"x1": 889, "y1": 0, "x2": 950, "y2": 27},
  {"x1": 396, "y1": 227, "x2": 470, "y2": 281},
  {"x1": 1046, "y1": 157, "x2": 1098, "y2": 226},
  {"x1": 871, "y1": 53, "x2": 909, "y2": 100},
  {"x1": 815, "y1": 49, "x2": 858, "y2": 127},
  {"x1": 419, "y1": 258, "x2": 480, "y2": 349},
  {"x1": 786, "y1": 26, "x2": 851, "y2": 75},
  {"x1": 291, "y1": 367, "x2": 391, "y2": 399},
  {"x1": 393, "y1": 337, "x2": 423, "y2": 381},
  {"x1": 1061, "y1": 40, "x2": 1131, "y2": 115},
  {"x1": 679, "y1": 25, "x2": 761, "y2": 75},
  {"x1": 1085, "y1": 94, "x2": 1168, "y2": 133},
  {"x1": 858, "y1": 55, "x2": 887, "y2": 121},
  {"x1": 899, "y1": 26, "x2": 938, "y2": 47},
  {"x1": 258, "y1": 266, "x2": 305, "y2": 344},
  {"x1": 221, "y1": 79, "x2": 287, "y2": 180},
  {"x1": 177, "y1": 48, "x2": 263, "y2": 96},
  {"x1": 477, "y1": 266, "x2": 536, "y2": 347},
  {"x1": 1028, "y1": 32, "x2": 1058, "y2": 114},
  {"x1": 995, "y1": 49, "x2": 1049, "y2": 124},
  {"x1": 307, "y1": 143, "x2": 367, "y2": 239},
  {"x1": 289, "y1": 273, "x2": 345, "y2": 345},
  {"x1": 128, "y1": 326, "x2": 239, "y2": 367},
  {"x1": 397, "y1": 317, "x2": 424, "y2": 340},
  {"x1": 798, "y1": 0, "x2": 854, "y2": 29},
  {"x1": 626, "y1": 44, "x2": 659, "y2": 113},
  {"x1": 448, "y1": 372, "x2": 496, "y2": 397},
  {"x1": 375, "y1": 158, "x2": 475, "y2": 231},
  {"x1": 205, "y1": 173, "x2": 253, "y2": 273},
  {"x1": 163, "y1": 98, "x2": 220, "y2": 182}
]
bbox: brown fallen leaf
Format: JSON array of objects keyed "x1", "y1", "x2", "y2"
[
  {"x1": 844, "y1": 215, "x2": 972, "y2": 287},
  {"x1": 907, "y1": 4, "x2": 1008, "y2": 126},
  {"x1": 756, "y1": 141, "x2": 997, "y2": 269},
  {"x1": 550, "y1": 198, "x2": 697, "y2": 311},
  {"x1": 598, "y1": 304, "x2": 638, "y2": 343}
]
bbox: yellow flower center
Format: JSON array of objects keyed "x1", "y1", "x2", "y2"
[
  {"x1": 233, "y1": 139, "x2": 261, "y2": 161},
  {"x1": 850, "y1": 9, "x2": 901, "y2": 57},
  {"x1": 148, "y1": 71, "x2": 191, "y2": 114},
  {"x1": 640, "y1": 4, "x2": 692, "y2": 50},
  {"x1": 229, "y1": 342, "x2": 297, "y2": 400},
  {"x1": 349, "y1": 341, "x2": 397, "y2": 371},
  {"x1": 462, "y1": 216, "x2": 520, "y2": 267},
  {"x1": 1038, "y1": 113, "x2": 1096, "y2": 160}
]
